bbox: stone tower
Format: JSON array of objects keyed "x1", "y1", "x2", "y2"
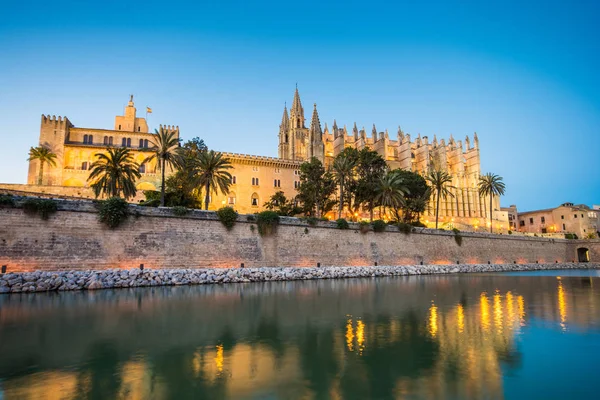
[
  {"x1": 278, "y1": 105, "x2": 290, "y2": 159},
  {"x1": 308, "y1": 103, "x2": 325, "y2": 161},
  {"x1": 114, "y1": 95, "x2": 149, "y2": 133},
  {"x1": 28, "y1": 115, "x2": 73, "y2": 186},
  {"x1": 282, "y1": 87, "x2": 309, "y2": 161}
]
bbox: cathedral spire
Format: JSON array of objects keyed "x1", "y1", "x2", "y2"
[
  {"x1": 353, "y1": 122, "x2": 359, "y2": 139},
  {"x1": 280, "y1": 104, "x2": 289, "y2": 130},
  {"x1": 309, "y1": 103, "x2": 323, "y2": 141},
  {"x1": 290, "y1": 86, "x2": 305, "y2": 128}
]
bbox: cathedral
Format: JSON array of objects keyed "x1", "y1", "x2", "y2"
[{"x1": 2, "y1": 88, "x2": 507, "y2": 231}]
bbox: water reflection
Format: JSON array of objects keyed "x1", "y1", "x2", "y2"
[{"x1": 1, "y1": 271, "x2": 599, "y2": 399}]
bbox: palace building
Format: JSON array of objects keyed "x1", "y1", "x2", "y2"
[{"x1": 4, "y1": 89, "x2": 507, "y2": 231}]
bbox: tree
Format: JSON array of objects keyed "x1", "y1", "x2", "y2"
[
  {"x1": 390, "y1": 169, "x2": 431, "y2": 223},
  {"x1": 195, "y1": 150, "x2": 233, "y2": 210},
  {"x1": 332, "y1": 148, "x2": 359, "y2": 219},
  {"x1": 87, "y1": 147, "x2": 141, "y2": 200},
  {"x1": 144, "y1": 126, "x2": 182, "y2": 207},
  {"x1": 478, "y1": 172, "x2": 506, "y2": 233},
  {"x1": 264, "y1": 191, "x2": 301, "y2": 216},
  {"x1": 27, "y1": 146, "x2": 57, "y2": 185},
  {"x1": 355, "y1": 149, "x2": 388, "y2": 221},
  {"x1": 374, "y1": 172, "x2": 409, "y2": 220},
  {"x1": 296, "y1": 157, "x2": 336, "y2": 217},
  {"x1": 426, "y1": 170, "x2": 455, "y2": 229}
]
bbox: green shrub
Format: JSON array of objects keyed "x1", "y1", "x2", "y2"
[
  {"x1": 452, "y1": 228, "x2": 463, "y2": 246},
  {"x1": 139, "y1": 199, "x2": 160, "y2": 207},
  {"x1": 22, "y1": 198, "x2": 58, "y2": 220},
  {"x1": 565, "y1": 233, "x2": 578, "y2": 240},
  {"x1": 336, "y1": 218, "x2": 349, "y2": 230},
  {"x1": 172, "y1": 206, "x2": 190, "y2": 216},
  {"x1": 256, "y1": 211, "x2": 280, "y2": 236},
  {"x1": 359, "y1": 221, "x2": 370, "y2": 234},
  {"x1": 98, "y1": 197, "x2": 129, "y2": 228},
  {"x1": 508, "y1": 230, "x2": 513, "y2": 235},
  {"x1": 216, "y1": 206, "x2": 238, "y2": 230},
  {"x1": 304, "y1": 216, "x2": 319, "y2": 226},
  {"x1": 397, "y1": 222, "x2": 413, "y2": 234},
  {"x1": 319, "y1": 217, "x2": 329, "y2": 221},
  {"x1": 372, "y1": 219, "x2": 387, "y2": 232},
  {"x1": 250, "y1": 224, "x2": 255, "y2": 233},
  {"x1": 246, "y1": 214, "x2": 256, "y2": 222},
  {"x1": 0, "y1": 194, "x2": 15, "y2": 207},
  {"x1": 411, "y1": 221, "x2": 426, "y2": 228}
]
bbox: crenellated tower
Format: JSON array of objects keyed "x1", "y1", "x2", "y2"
[{"x1": 28, "y1": 115, "x2": 73, "y2": 185}]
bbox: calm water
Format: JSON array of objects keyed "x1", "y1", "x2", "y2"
[{"x1": 1, "y1": 270, "x2": 599, "y2": 400}]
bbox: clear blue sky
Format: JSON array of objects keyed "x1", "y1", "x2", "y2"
[{"x1": 0, "y1": 0, "x2": 598, "y2": 211}]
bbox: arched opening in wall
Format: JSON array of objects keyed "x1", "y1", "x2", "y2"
[
  {"x1": 139, "y1": 139, "x2": 144, "y2": 148},
  {"x1": 136, "y1": 182, "x2": 156, "y2": 191},
  {"x1": 577, "y1": 247, "x2": 590, "y2": 263},
  {"x1": 297, "y1": 118, "x2": 300, "y2": 127},
  {"x1": 228, "y1": 192, "x2": 236, "y2": 205},
  {"x1": 139, "y1": 163, "x2": 146, "y2": 173},
  {"x1": 251, "y1": 192, "x2": 259, "y2": 207}
]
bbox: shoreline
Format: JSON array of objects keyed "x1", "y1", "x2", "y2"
[{"x1": 1, "y1": 262, "x2": 599, "y2": 294}]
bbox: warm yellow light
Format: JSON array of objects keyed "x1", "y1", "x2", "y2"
[
  {"x1": 457, "y1": 303, "x2": 465, "y2": 334},
  {"x1": 557, "y1": 277, "x2": 567, "y2": 331},
  {"x1": 493, "y1": 290, "x2": 503, "y2": 334},
  {"x1": 221, "y1": 200, "x2": 225, "y2": 205},
  {"x1": 354, "y1": 212, "x2": 358, "y2": 217},
  {"x1": 480, "y1": 292, "x2": 490, "y2": 332},
  {"x1": 518, "y1": 295, "x2": 526, "y2": 326},
  {"x1": 214, "y1": 344, "x2": 224, "y2": 373},
  {"x1": 346, "y1": 318, "x2": 354, "y2": 352},
  {"x1": 429, "y1": 302, "x2": 438, "y2": 338},
  {"x1": 356, "y1": 320, "x2": 365, "y2": 354}
]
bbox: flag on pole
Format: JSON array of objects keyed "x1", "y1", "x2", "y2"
[{"x1": 146, "y1": 107, "x2": 152, "y2": 114}]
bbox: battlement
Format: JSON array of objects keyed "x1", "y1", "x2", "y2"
[{"x1": 41, "y1": 114, "x2": 73, "y2": 128}]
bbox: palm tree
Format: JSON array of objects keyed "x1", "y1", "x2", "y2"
[
  {"x1": 145, "y1": 127, "x2": 182, "y2": 206},
  {"x1": 87, "y1": 147, "x2": 141, "y2": 199},
  {"x1": 478, "y1": 173, "x2": 506, "y2": 233},
  {"x1": 426, "y1": 170, "x2": 455, "y2": 229},
  {"x1": 374, "y1": 172, "x2": 409, "y2": 220},
  {"x1": 27, "y1": 146, "x2": 57, "y2": 185},
  {"x1": 195, "y1": 150, "x2": 233, "y2": 210},
  {"x1": 332, "y1": 154, "x2": 357, "y2": 219}
]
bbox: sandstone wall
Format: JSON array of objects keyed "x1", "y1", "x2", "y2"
[{"x1": 1, "y1": 200, "x2": 598, "y2": 271}]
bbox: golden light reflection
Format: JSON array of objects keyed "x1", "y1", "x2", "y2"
[
  {"x1": 506, "y1": 291, "x2": 515, "y2": 330},
  {"x1": 493, "y1": 291, "x2": 503, "y2": 334},
  {"x1": 346, "y1": 318, "x2": 354, "y2": 352},
  {"x1": 518, "y1": 295, "x2": 526, "y2": 326},
  {"x1": 215, "y1": 344, "x2": 224, "y2": 373},
  {"x1": 557, "y1": 277, "x2": 568, "y2": 331},
  {"x1": 429, "y1": 302, "x2": 438, "y2": 338},
  {"x1": 356, "y1": 320, "x2": 365, "y2": 354},
  {"x1": 457, "y1": 304, "x2": 465, "y2": 334},
  {"x1": 480, "y1": 293, "x2": 490, "y2": 332}
]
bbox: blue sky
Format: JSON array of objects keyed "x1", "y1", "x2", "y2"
[{"x1": 0, "y1": 0, "x2": 598, "y2": 210}]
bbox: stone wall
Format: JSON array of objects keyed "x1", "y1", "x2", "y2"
[{"x1": 1, "y1": 199, "x2": 598, "y2": 272}]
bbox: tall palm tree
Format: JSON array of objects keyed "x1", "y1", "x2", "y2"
[
  {"x1": 426, "y1": 170, "x2": 455, "y2": 229},
  {"x1": 374, "y1": 172, "x2": 409, "y2": 220},
  {"x1": 195, "y1": 150, "x2": 233, "y2": 210},
  {"x1": 145, "y1": 127, "x2": 182, "y2": 206},
  {"x1": 332, "y1": 154, "x2": 357, "y2": 219},
  {"x1": 478, "y1": 173, "x2": 506, "y2": 233},
  {"x1": 87, "y1": 147, "x2": 141, "y2": 199},
  {"x1": 27, "y1": 146, "x2": 57, "y2": 185}
]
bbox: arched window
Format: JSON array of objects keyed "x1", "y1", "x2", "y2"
[
  {"x1": 122, "y1": 138, "x2": 127, "y2": 147},
  {"x1": 252, "y1": 177, "x2": 259, "y2": 186},
  {"x1": 81, "y1": 161, "x2": 88, "y2": 170},
  {"x1": 83, "y1": 135, "x2": 88, "y2": 144},
  {"x1": 251, "y1": 193, "x2": 259, "y2": 207},
  {"x1": 228, "y1": 192, "x2": 236, "y2": 205},
  {"x1": 88, "y1": 135, "x2": 93, "y2": 144},
  {"x1": 139, "y1": 163, "x2": 146, "y2": 173},
  {"x1": 297, "y1": 118, "x2": 300, "y2": 127},
  {"x1": 231, "y1": 176, "x2": 237, "y2": 184},
  {"x1": 118, "y1": 124, "x2": 122, "y2": 130},
  {"x1": 138, "y1": 126, "x2": 141, "y2": 132},
  {"x1": 285, "y1": 134, "x2": 288, "y2": 143},
  {"x1": 103, "y1": 136, "x2": 109, "y2": 145},
  {"x1": 127, "y1": 138, "x2": 131, "y2": 147},
  {"x1": 139, "y1": 139, "x2": 144, "y2": 148},
  {"x1": 109, "y1": 136, "x2": 113, "y2": 145},
  {"x1": 144, "y1": 139, "x2": 149, "y2": 148}
]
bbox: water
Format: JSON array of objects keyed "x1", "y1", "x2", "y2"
[{"x1": 1, "y1": 270, "x2": 599, "y2": 399}]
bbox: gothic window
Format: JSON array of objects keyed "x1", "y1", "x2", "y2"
[
  {"x1": 103, "y1": 136, "x2": 109, "y2": 145},
  {"x1": 89, "y1": 135, "x2": 93, "y2": 144},
  {"x1": 109, "y1": 137, "x2": 113, "y2": 145},
  {"x1": 297, "y1": 118, "x2": 300, "y2": 127},
  {"x1": 139, "y1": 139, "x2": 144, "y2": 148},
  {"x1": 144, "y1": 139, "x2": 149, "y2": 148},
  {"x1": 285, "y1": 134, "x2": 288, "y2": 143},
  {"x1": 252, "y1": 177, "x2": 259, "y2": 186},
  {"x1": 251, "y1": 193, "x2": 259, "y2": 207},
  {"x1": 274, "y1": 179, "x2": 281, "y2": 188},
  {"x1": 122, "y1": 138, "x2": 127, "y2": 147}
]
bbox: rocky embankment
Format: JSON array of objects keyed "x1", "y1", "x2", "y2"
[{"x1": 1, "y1": 263, "x2": 598, "y2": 294}]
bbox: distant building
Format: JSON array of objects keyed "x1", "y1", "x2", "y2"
[
  {"x1": 501, "y1": 205, "x2": 519, "y2": 231},
  {"x1": 517, "y1": 203, "x2": 599, "y2": 238}
]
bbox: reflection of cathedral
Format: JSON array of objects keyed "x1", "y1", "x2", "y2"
[{"x1": 1, "y1": 275, "x2": 597, "y2": 399}]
